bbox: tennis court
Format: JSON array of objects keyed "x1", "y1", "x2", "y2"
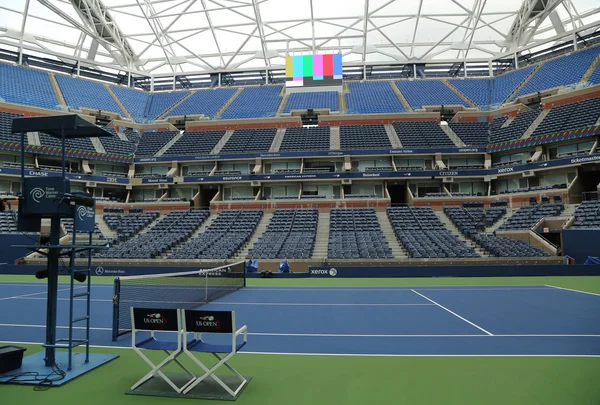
[{"x1": 1, "y1": 280, "x2": 599, "y2": 356}]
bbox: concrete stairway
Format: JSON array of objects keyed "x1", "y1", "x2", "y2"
[
  {"x1": 269, "y1": 128, "x2": 286, "y2": 152},
  {"x1": 339, "y1": 91, "x2": 347, "y2": 113},
  {"x1": 582, "y1": 53, "x2": 600, "y2": 83},
  {"x1": 106, "y1": 85, "x2": 133, "y2": 120},
  {"x1": 49, "y1": 73, "x2": 67, "y2": 107},
  {"x1": 311, "y1": 211, "x2": 330, "y2": 259},
  {"x1": 442, "y1": 80, "x2": 477, "y2": 108},
  {"x1": 484, "y1": 208, "x2": 514, "y2": 233},
  {"x1": 214, "y1": 88, "x2": 243, "y2": 120},
  {"x1": 434, "y1": 211, "x2": 489, "y2": 257},
  {"x1": 501, "y1": 115, "x2": 517, "y2": 128},
  {"x1": 233, "y1": 212, "x2": 273, "y2": 260},
  {"x1": 561, "y1": 204, "x2": 578, "y2": 218},
  {"x1": 441, "y1": 125, "x2": 466, "y2": 147},
  {"x1": 155, "y1": 131, "x2": 184, "y2": 156},
  {"x1": 28, "y1": 132, "x2": 40, "y2": 146},
  {"x1": 157, "y1": 91, "x2": 194, "y2": 120},
  {"x1": 390, "y1": 81, "x2": 412, "y2": 112},
  {"x1": 91, "y1": 137, "x2": 107, "y2": 154},
  {"x1": 277, "y1": 93, "x2": 289, "y2": 115},
  {"x1": 330, "y1": 127, "x2": 341, "y2": 149},
  {"x1": 521, "y1": 109, "x2": 550, "y2": 139},
  {"x1": 211, "y1": 130, "x2": 234, "y2": 154},
  {"x1": 96, "y1": 217, "x2": 118, "y2": 239},
  {"x1": 375, "y1": 211, "x2": 407, "y2": 258},
  {"x1": 385, "y1": 124, "x2": 403, "y2": 148},
  {"x1": 505, "y1": 64, "x2": 542, "y2": 103},
  {"x1": 139, "y1": 212, "x2": 168, "y2": 236}
]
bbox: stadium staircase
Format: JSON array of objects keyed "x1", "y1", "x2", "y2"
[
  {"x1": 338, "y1": 91, "x2": 347, "y2": 113},
  {"x1": 435, "y1": 210, "x2": 489, "y2": 257},
  {"x1": 269, "y1": 128, "x2": 286, "y2": 152},
  {"x1": 385, "y1": 124, "x2": 403, "y2": 148},
  {"x1": 501, "y1": 115, "x2": 517, "y2": 128},
  {"x1": 213, "y1": 88, "x2": 243, "y2": 120},
  {"x1": 581, "y1": 53, "x2": 600, "y2": 83},
  {"x1": 375, "y1": 211, "x2": 408, "y2": 258},
  {"x1": 106, "y1": 85, "x2": 134, "y2": 121},
  {"x1": 440, "y1": 125, "x2": 466, "y2": 147},
  {"x1": 506, "y1": 64, "x2": 542, "y2": 102},
  {"x1": 48, "y1": 73, "x2": 66, "y2": 107},
  {"x1": 97, "y1": 218, "x2": 118, "y2": 239},
  {"x1": 90, "y1": 137, "x2": 107, "y2": 154},
  {"x1": 442, "y1": 80, "x2": 477, "y2": 108},
  {"x1": 232, "y1": 212, "x2": 273, "y2": 260},
  {"x1": 138, "y1": 212, "x2": 168, "y2": 235},
  {"x1": 330, "y1": 127, "x2": 341, "y2": 149},
  {"x1": 157, "y1": 92, "x2": 194, "y2": 120},
  {"x1": 277, "y1": 93, "x2": 289, "y2": 115},
  {"x1": 311, "y1": 211, "x2": 330, "y2": 259},
  {"x1": 522, "y1": 109, "x2": 550, "y2": 139},
  {"x1": 114, "y1": 129, "x2": 130, "y2": 141},
  {"x1": 156, "y1": 132, "x2": 185, "y2": 156},
  {"x1": 211, "y1": 130, "x2": 234, "y2": 154},
  {"x1": 485, "y1": 208, "x2": 514, "y2": 233},
  {"x1": 390, "y1": 82, "x2": 412, "y2": 112},
  {"x1": 28, "y1": 132, "x2": 40, "y2": 146}
]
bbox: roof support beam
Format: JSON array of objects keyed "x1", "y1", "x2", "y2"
[{"x1": 506, "y1": 0, "x2": 565, "y2": 51}]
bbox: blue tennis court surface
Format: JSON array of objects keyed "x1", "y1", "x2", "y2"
[{"x1": 1, "y1": 282, "x2": 599, "y2": 356}]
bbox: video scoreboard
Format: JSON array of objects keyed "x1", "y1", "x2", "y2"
[{"x1": 285, "y1": 54, "x2": 343, "y2": 88}]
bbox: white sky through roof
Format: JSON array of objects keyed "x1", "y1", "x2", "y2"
[{"x1": 0, "y1": 0, "x2": 598, "y2": 75}]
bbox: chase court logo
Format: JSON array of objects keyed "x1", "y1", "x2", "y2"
[{"x1": 30, "y1": 187, "x2": 45, "y2": 203}]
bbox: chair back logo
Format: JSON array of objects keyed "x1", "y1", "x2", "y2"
[
  {"x1": 144, "y1": 312, "x2": 167, "y2": 327},
  {"x1": 196, "y1": 315, "x2": 220, "y2": 330}
]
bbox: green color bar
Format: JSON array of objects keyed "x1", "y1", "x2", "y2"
[{"x1": 303, "y1": 55, "x2": 313, "y2": 78}]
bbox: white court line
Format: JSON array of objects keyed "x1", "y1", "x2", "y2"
[
  {"x1": 544, "y1": 284, "x2": 600, "y2": 297},
  {"x1": 0, "y1": 323, "x2": 598, "y2": 338},
  {"x1": 8, "y1": 297, "x2": 111, "y2": 302},
  {"x1": 210, "y1": 302, "x2": 435, "y2": 307},
  {"x1": 0, "y1": 286, "x2": 84, "y2": 301},
  {"x1": 0, "y1": 340, "x2": 598, "y2": 358},
  {"x1": 0, "y1": 282, "x2": 113, "y2": 288},
  {"x1": 243, "y1": 286, "x2": 552, "y2": 292},
  {"x1": 411, "y1": 289, "x2": 494, "y2": 336}
]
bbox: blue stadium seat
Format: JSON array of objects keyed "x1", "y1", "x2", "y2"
[
  {"x1": 0, "y1": 63, "x2": 59, "y2": 110},
  {"x1": 220, "y1": 128, "x2": 277, "y2": 154},
  {"x1": 396, "y1": 80, "x2": 468, "y2": 109},
  {"x1": 55, "y1": 74, "x2": 125, "y2": 115},
  {"x1": 448, "y1": 79, "x2": 490, "y2": 109},
  {"x1": 110, "y1": 86, "x2": 150, "y2": 123},
  {"x1": 514, "y1": 46, "x2": 600, "y2": 99},
  {"x1": 247, "y1": 209, "x2": 318, "y2": 259},
  {"x1": 279, "y1": 126, "x2": 330, "y2": 151},
  {"x1": 490, "y1": 65, "x2": 537, "y2": 106},
  {"x1": 386, "y1": 206, "x2": 479, "y2": 258},
  {"x1": 339, "y1": 124, "x2": 391, "y2": 150},
  {"x1": 170, "y1": 210, "x2": 264, "y2": 259},
  {"x1": 163, "y1": 130, "x2": 225, "y2": 156},
  {"x1": 284, "y1": 92, "x2": 339, "y2": 113},
  {"x1": 393, "y1": 121, "x2": 454, "y2": 147},
  {"x1": 220, "y1": 86, "x2": 282, "y2": 119},
  {"x1": 145, "y1": 92, "x2": 190, "y2": 120},
  {"x1": 167, "y1": 88, "x2": 237, "y2": 119},
  {"x1": 327, "y1": 208, "x2": 392, "y2": 259},
  {"x1": 345, "y1": 82, "x2": 404, "y2": 114}
]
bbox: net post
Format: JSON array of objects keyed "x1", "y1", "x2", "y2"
[{"x1": 112, "y1": 277, "x2": 121, "y2": 341}]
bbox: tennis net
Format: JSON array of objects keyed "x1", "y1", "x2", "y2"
[{"x1": 111, "y1": 261, "x2": 246, "y2": 340}]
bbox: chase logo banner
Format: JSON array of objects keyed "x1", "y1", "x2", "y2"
[
  {"x1": 185, "y1": 310, "x2": 233, "y2": 334},
  {"x1": 74, "y1": 203, "x2": 96, "y2": 232},
  {"x1": 133, "y1": 308, "x2": 179, "y2": 331}
]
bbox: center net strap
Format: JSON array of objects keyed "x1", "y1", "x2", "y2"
[{"x1": 112, "y1": 261, "x2": 246, "y2": 339}]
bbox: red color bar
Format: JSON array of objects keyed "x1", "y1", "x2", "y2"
[{"x1": 323, "y1": 54, "x2": 333, "y2": 76}]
